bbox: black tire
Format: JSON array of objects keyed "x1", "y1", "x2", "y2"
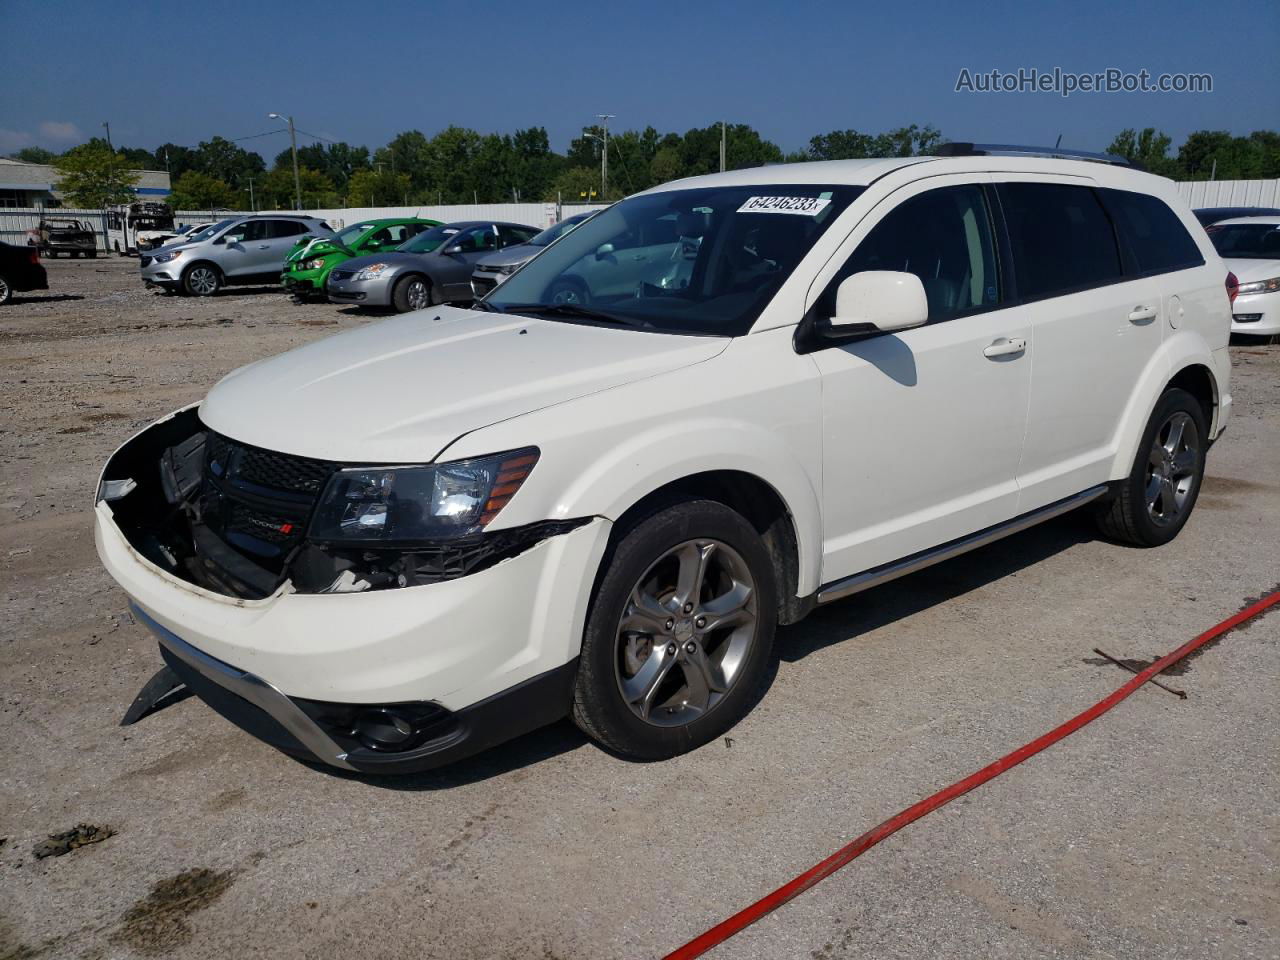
[
  {"x1": 548, "y1": 276, "x2": 589, "y2": 306},
  {"x1": 87, "y1": 250, "x2": 97, "y2": 259},
  {"x1": 1097, "y1": 387, "x2": 1207, "y2": 547},
  {"x1": 392, "y1": 273, "x2": 432, "y2": 313},
  {"x1": 572, "y1": 499, "x2": 777, "y2": 760},
  {"x1": 0, "y1": 273, "x2": 12, "y2": 305},
  {"x1": 182, "y1": 262, "x2": 222, "y2": 297}
]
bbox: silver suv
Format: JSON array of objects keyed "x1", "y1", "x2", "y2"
[{"x1": 140, "y1": 215, "x2": 332, "y2": 296}]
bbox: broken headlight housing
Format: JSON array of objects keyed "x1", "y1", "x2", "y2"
[{"x1": 308, "y1": 448, "x2": 538, "y2": 546}]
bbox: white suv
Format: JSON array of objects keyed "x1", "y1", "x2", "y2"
[{"x1": 96, "y1": 146, "x2": 1233, "y2": 773}]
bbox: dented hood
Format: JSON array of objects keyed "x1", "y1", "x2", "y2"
[{"x1": 200, "y1": 306, "x2": 727, "y2": 462}]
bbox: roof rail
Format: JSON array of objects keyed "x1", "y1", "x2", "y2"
[{"x1": 936, "y1": 142, "x2": 1142, "y2": 170}]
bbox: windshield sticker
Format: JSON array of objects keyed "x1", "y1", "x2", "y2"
[{"x1": 737, "y1": 196, "x2": 831, "y2": 216}]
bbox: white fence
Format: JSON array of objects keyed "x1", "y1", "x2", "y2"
[
  {"x1": 0, "y1": 201, "x2": 610, "y2": 250},
  {"x1": 1174, "y1": 179, "x2": 1280, "y2": 208}
]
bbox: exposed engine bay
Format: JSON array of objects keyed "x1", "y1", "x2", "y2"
[{"x1": 99, "y1": 407, "x2": 586, "y2": 600}]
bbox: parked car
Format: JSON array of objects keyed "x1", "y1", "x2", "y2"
[
  {"x1": 139, "y1": 215, "x2": 332, "y2": 296},
  {"x1": 0, "y1": 240, "x2": 49, "y2": 304},
  {"x1": 282, "y1": 217, "x2": 441, "y2": 301},
  {"x1": 139, "y1": 222, "x2": 212, "y2": 251},
  {"x1": 38, "y1": 218, "x2": 97, "y2": 258},
  {"x1": 326, "y1": 221, "x2": 538, "y2": 311},
  {"x1": 1193, "y1": 206, "x2": 1280, "y2": 227},
  {"x1": 471, "y1": 211, "x2": 596, "y2": 298},
  {"x1": 1205, "y1": 215, "x2": 1280, "y2": 337},
  {"x1": 97, "y1": 147, "x2": 1232, "y2": 774}
]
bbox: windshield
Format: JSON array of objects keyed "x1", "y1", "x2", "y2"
[
  {"x1": 188, "y1": 218, "x2": 236, "y2": 244},
  {"x1": 1208, "y1": 223, "x2": 1280, "y2": 260},
  {"x1": 398, "y1": 224, "x2": 460, "y2": 254},
  {"x1": 528, "y1": 214, "x2": 592, "y2": 248},
  {"x1": 334, "y1": 222, "x2": 376, "y2": 247},
  {"x1": 486, "y1": 185, "x2": 863, "y2": 335}
]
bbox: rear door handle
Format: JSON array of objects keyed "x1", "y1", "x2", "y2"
[
  {"x1": 983, "y1": 337, "x2": 1026, "y2": 359},
  {"x1": 1128, "y1": 304, "x2": 1158, "y2": 323},
  {"x1": 257, "y1": 244, "x2": 270, "y2": 249}
]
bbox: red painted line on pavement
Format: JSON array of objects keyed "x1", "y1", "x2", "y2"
[{"x1": 664, "y1": 589, "x2": 1280, "y2": 960}]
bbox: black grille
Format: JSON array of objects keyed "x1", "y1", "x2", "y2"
[
  {"x1": 207, "y1": 432, "x2": 334, "y2": 495},
  {"x1": 331, "y1": 269, "x2": 354, "y2": 281},
  {"x1": 140, "y1": 256, "x2": 153, "y2": 267},
  {"x1": 225, "y1": 503, "x2": 301, "y2": 545}
]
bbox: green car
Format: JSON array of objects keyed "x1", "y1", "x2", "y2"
[{"x1": 281, "y1": 217, "x2": 441, "y2": 300}]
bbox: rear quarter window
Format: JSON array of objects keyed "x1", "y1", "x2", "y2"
[
  {"x1": 997, "y1": 182, "x2": 1123, "y2": 301},
  {"x1": 1099, "y1": 189, "x2": 1204, "y2": 275}
]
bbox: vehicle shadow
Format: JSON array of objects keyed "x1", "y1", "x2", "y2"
[
  {"x1": 778, "y1": 511, "x2": 1096, "y2": 662},
  {"x1": 315, "y1": 511, "x2": 1097, "y2": 791},
  {"x1": 10, "y1": 294, "x2": 84, "y2": 304}
]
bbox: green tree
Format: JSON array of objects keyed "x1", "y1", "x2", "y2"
[
  {"x1": 154, "y1": 143, "x2": 196, "y2": 181},
  {"x1": 1106, "y1": 128, "x2": 1178, "y2": 176},
  {"x1": 806, "y1": 129, "x2": 877, "y2": 160},
  {"x1": 13, "y1": 146, "x2": 57, "y2": 164},
  {"x1": 376, "y1": 130, "x2": 434, "y2": 198},
  {"x1": 52, "y1": 144, "x2": 140, "y2": 207},
  {"x1": 346, "y1": 168, "x2": 411, "y2": 207},
  {"x1": 191, "y1": 136, "x2": 266, "y2": 189},
  {"x1": 277, "y1": 142, "x2": 372, "y2": 193},
  {"x1": 680, "y1": 123, "x2": 783, "y2": 176},
  {"x1": 259, "y1": 165, "x2": 338, "y2": 209},
  {"x1": 167, "y1": 170, "x2": 239, "y2": 210},
  {"x1": 649, "y1": 146, "x2": 683, "y2": 186},
  {"x1": 547, "y1": 165, "x2": 606, "y2": 203}
]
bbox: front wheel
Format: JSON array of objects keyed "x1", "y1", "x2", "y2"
[
  {"x1": 548, "y1": 277, "x2": 589, "y2": 306},
  {"x1": 392, "y1": 274, "x2": 432, "y2": 313},
  {"x1": 182, "y1": 263, "x2": 221, "y2": 297},
  {"x1": 1097, "y1": 387, "x2": 1207, "y2": 547},
  {"x1": 572, "y1": 500, "x2": 777, "y2": 760}
]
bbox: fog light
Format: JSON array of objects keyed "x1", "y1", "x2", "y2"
[{"x1": 354, "y1": 708, "x2": 415, "y2": 750}]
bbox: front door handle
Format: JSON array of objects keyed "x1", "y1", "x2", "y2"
[
  {"x1": 1128, "y1": 304, "x2": 1158, "y2": 323},
  {"x1": 983, "y1": 337, "x2": 1027, "y2": 359}
]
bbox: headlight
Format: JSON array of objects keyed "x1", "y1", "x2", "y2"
[
  {"x1": 1236, "y1": 276, "x2": 1280, "y2": 295},
  {"x1": 153, "y1": 250, "x2": 183, "y2": 263},
  {"x1": 309, "y1": 448, "x2": 539, "y2": 544},
  {"x1": 354, "y1": 262, "x2": 390, "y2": 281},
  {"x1": 305, "y1": 258, "x2": 326, "y2": 270},
  {"x1": 498, "y1": 263, "x2": 520, "y2": 275}
]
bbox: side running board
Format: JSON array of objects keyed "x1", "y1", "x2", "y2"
[{"x1": 816, "y1": 485, "x2": 1109, "y2": 605}]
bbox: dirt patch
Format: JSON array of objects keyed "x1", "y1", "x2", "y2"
[
  {"x1": 111, "y1": 868, "x2": 235, "y2": 955},
  {"x1": 31, "y1": 823, "x2": 115, "y2": 859}
]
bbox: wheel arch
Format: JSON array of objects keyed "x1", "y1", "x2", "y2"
[{"x1": 1109, "y1": 332, "x2": 1221, "y2": 483}]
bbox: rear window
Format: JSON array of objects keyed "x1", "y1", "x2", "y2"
[
  {"x1": 1207, "y1": 223, "x2": 1280, "y2": 260},
  {"x1": 998, "y1": 182, "x2": 1123, "y2": 301},
  {"x1": 1100, "y1": 189, "x2": 1204, "y2": 275}
]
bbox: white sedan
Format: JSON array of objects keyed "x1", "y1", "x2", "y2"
[{"x1": 1207, "y1": 216, "x2": 1280, "y2": 336}]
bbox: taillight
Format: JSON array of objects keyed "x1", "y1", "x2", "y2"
[
  {"x1": 1226, "y1": 271, "x2": 1239, "y2": 305},
  {"x1": 28, "y1": 249, "x2": 40, "y2": 265}
]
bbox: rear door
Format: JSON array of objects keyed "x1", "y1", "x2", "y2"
[
  {"x1": 260, "y1": 220, "x2": 311, "y2": 274},
  {"x1": 998, "y1": 179, "x2": 1163, "y2": 509}
]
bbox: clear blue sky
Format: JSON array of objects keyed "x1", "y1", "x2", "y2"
[{"x1": 2, "y1": 0, "x2": 1276, "y2": 159}]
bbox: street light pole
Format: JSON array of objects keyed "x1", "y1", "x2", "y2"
[
  {"x1": 596, "y1": 113, "x2": 615, "y2": 199},
  {"x1": 247, "y1": 177, "x2": 255, "y2": 212},
  {"x1": 268, "y1": 113, "x2": 302, "y2": 211},
  {"x1": 102, "y1": 121, "x2": 113, "y2": 151},
  {"x1": 720, "y1": 121, "x2": 726, "y2": 173}
]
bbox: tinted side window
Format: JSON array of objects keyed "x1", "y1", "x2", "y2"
[
  {"x1": 269, "y1": 220, "x2": 309, "y2": 238},
  {"x1": 1099, "y1": 189, "x2": 1204, "y2": 275},
  {"x1": 998, "y1": 183, "x2": 1122, "y2": 300},
  {"x1": 235, "y1": 220, "x2": 269, "y2": 242},
  {"x1": 826, "y1": 184, "x2": 1000, "y2": 322}
]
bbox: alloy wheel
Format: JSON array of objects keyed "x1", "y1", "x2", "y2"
[
  {"x1": 1145, "y1": 410, "x2": 1199, "y2": 526},
  {"x1": 406, "y1": 279, "x2": 430, "y2": 310},
  {"x1": 0, "y1": 275, "x2": 10, "y2": 304},
  {"x1": 188, "y1": 267, "x2": 218, "y2": 295},
  {"x1": 614, "y1": 538, "x2": 758, "y2": 727}
]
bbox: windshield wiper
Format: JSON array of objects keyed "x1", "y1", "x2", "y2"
[{"x1": 499, "y1": 302, "x2": 644, "y2": 327}]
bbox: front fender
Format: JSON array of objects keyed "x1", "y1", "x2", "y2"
[{"x1": 1108, "y1": 329, "x2": 1220, "y2": 482}]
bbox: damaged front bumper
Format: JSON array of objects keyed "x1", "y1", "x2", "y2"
[{"x1": 95, "y1": 408, "x2": 612, "y2": 772}]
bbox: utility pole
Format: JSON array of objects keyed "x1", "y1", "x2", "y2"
[
  {"x1": 247, "y1": 177, "x2": 255, "y2": 212},
  {"x1": 720, "y1": 121, "x2": 726, "y2": 172},
  {"x1": 268, "y1": 113, "x2": 302, "y2": 210},
  {"x1": 597, "y1": 113, "x2": 615, "y2": 198},
  {"x1": 102, "y1": 121, "x2": 113, "y2": 151}
]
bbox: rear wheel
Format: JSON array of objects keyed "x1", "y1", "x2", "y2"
[
  {"x1": 182, "y1": 263, "x2": 221, "y2": 297},
  {"x1": 87, "y1": 250, "x2": 97, "y2": 259},
  {"x1": 392, "y1": 274, "x2": 432, "y2": 313},
  {"x1": 0, "y1": 273, "x2": 12, "y2": 305},
  {"x1": 572, "y1": 500, "x2": 776, "y2": 760},
  {"x1": 1097, "y1": 387, "x2": 1207, "y2": 546}
]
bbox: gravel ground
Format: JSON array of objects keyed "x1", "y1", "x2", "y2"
[{"x1": 1, "y1": 256, "x2": 1277, "y2": 960}]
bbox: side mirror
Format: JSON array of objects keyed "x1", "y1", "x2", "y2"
[
  {"x1": 826, "y1": 271, "x2": 928, "y2": 337},
  {"x1": 444, "y1": 244, "x2": 464, "y2": 255},
  {"x1": 595, "y1": 242, "x2": 615, "y2": 260},
  {"x1": 223, "y1": 234, "x2": 244, "y2": 246}
]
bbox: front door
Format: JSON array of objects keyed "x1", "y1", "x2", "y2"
[
  {"x1": 436, "y1": 225, "x2": 499, "y2": 300},
  {"x1": 812, "y1": 178, "x2": 1032, "y2": 582}
]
